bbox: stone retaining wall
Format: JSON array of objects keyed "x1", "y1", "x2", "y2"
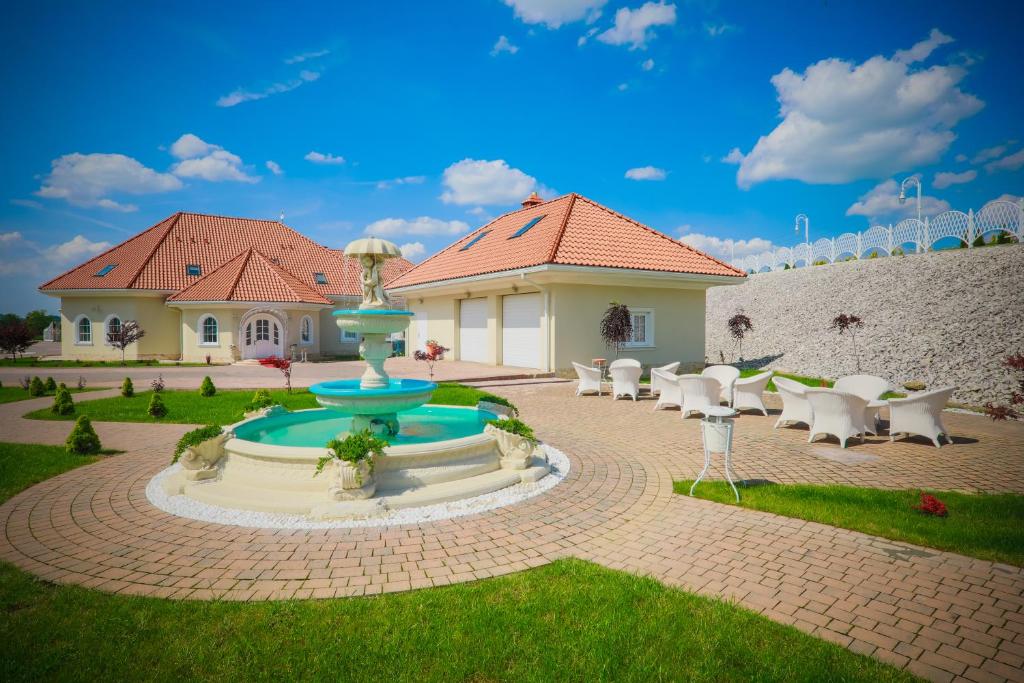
[{"x1": 705, "y1": 244, "x2": 1024, "y2": 405}]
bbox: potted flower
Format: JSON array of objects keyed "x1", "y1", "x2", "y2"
[
  {"x1": 316, "y1": 430, "x2": 387, "y2": 500},
  {"x1": 484, "y1": 418, "x2": 538, "y2": 470}
]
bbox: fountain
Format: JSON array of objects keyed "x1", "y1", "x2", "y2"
[{"x1": 157, "y1": 238, "x2": 551, "y2": 520}]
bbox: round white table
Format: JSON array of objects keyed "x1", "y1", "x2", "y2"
[{"x1": 689, "y1": 406, "x2": 741, "y2": 502}]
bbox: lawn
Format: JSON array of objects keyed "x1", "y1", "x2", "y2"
[
  {"x1": 0, "y1": 442, "x2": 104, "y2": 504},
  {"x1": 0, "y1": 385, "x2": 98, "y2": 405},
  {"x1": 0, "y1": 358, "x2": 215, "y2": 367},
  {"x1": 676, "y1": 480, "x2": 1024, "y2": 566},
  {"x1": 737, "y1": 369, "x2": 905, "y2": 399}
]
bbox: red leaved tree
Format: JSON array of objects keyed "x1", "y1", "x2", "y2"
[
  {"x1": 831, "y1": 313, "x2": 865, "y2": 373},
  {"x1": 984, "y1": 353, "x2": 1024, "y2": 421},
  {"x1": 413, "y1": 340, "x2": 448, "y2": 380},
  {"x1": 258, "y1": 356, "x2": 293, "y2": 393}
]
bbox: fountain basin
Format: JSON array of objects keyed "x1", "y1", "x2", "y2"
[
  {"x1": 309, "y1": 378, "x2": 436, "y2": 414},
  {"x1": 334, "y1": 309, "x2": 412, "y2": 336}
]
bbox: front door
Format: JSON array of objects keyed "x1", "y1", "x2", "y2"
[{"x1": 243, "y1": 316, "x2": 283, "y2": 359}]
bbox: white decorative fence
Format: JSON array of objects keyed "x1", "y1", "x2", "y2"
[{"x1": 732, "y1": 199, "x2": 1023, "y2": 274}]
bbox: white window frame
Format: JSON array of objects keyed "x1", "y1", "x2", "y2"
[
  {"x1": 198, "y1": 314, "x2": 220, "y2": 346},
  {"x1": 74, "y1": 315, "x2": 93, "y2": 345},
  {"x1": 300, "y1": 315, "x2": 313, "y2": 345},
  {"x1": 103, "y1": 314, "x2": 122, "y2": 346},
  {"x1": 622, "y1": 308, "x2": 655, "y2": 348}
]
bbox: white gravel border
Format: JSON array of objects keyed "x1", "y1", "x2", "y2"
[{"x1": 145, "y1": 444, "x2": 569, "y2": 530}]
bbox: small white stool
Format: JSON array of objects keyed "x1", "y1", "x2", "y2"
[{"x1": 690, "y1": 406, "x2": 740, "y2": 502}]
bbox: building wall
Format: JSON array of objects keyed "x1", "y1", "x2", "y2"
[
  {"x1": 178, "y1": 306, "x2": 327, "y2": 363},
  {"x1": 406, "y1": 296, "x2": 458, "y2": 355},
  {"x1": 58, "y1": 295, "x2": 180, "y2": 360},
  {"x1": 318, "y1": 297, "x2": 362, "y2": 358}
]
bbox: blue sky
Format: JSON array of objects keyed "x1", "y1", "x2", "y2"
[{"x1": 1, "y1": 0, "x2": 1021, "y2": 313}]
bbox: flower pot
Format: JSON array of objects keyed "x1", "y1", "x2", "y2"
[
  {"x1": 485, "y1": 424, "x2": 534, "y2": 470},
  {"x1": 328, "y1": 458, "x2": 376, "y2": 500},
  {"x1": 701, "y1": 419, "x2": 733, "y2": 454}
]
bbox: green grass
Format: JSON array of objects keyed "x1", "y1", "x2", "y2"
[
  {"x1": 737, "y1": 369, "x2": 905, "y2": 399},
  {"x1": 0, "y1": 358, "x2": 216, "y2": 367},
  {"x1": 429, "y1": 382, "x2": 493, "y2": 406},
  {"x1": 676, "y1": 480, "x2": 1024, "y2": 566},
  {"x1": 0, "y1": 442, "x2": 105, "y2": 503},
  {"x1": 0, "y1": 385, "x2": 99, "y2": 405}
]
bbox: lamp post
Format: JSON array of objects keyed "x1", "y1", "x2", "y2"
[
  {"x1": 794, "y1": 213, "x2": 809, "y2": 266},
  {"x1": 898, "y1": 176, "x2": 922, "y2": 252}
]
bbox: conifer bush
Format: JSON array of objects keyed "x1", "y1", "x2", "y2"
[
  {"x1": 51, "y1": 384, "x2": 75, "y2": 415},
  {"x1": 66, "y1": 415, "x2": 101, "y2": 455},
  {"x1": 121, "y1": 377, "x2": 134, "y2": 397},
  {"x1": 245, "y1": 389, "x2": 274, "y2": 412},
  {"x1": 147, "y1": 392, "x2": 168, "y2": 418},
  {"x1": 200, "y1": 376, "x2": 216, "y2": 397},
  {"x1": 44, "y1": 376, "x2": 57, "y2": 393},
  {"x1": 29, "y1": 376, "x2": 45, "y2": 396}
]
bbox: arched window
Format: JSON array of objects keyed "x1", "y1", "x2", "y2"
[
  {"x1": 245, "y1": 323, "x2": 252, "y2": 346},
  {"x1": 300, "y1": 316, "x2": 313, "y2": 344},
  {"x1": 76, "y1": 316, "x2": 92, "y2": 344},
  {"x1": 105, "y1": 316, "x2": 121, "y2": 344},
  {"x1": 273, "y1": 322, "x2": 279, "y2": 345},
  {"x1": 199, "y1": 315, "x2": 219, "y2": 345}
]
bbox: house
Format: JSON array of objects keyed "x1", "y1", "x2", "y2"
[
  {"x1": 387, "y1": 192, "x2": 745, "y2": 371},
  {"x1": 39, "y1": 212, "x2": 413, "y2": 362}
]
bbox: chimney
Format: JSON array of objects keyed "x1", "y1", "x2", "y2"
[{"x1": 521, "y1": 191, "x2": 544, "y2": 208}]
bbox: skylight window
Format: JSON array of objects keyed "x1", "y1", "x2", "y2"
[
  {"x1": 186, "y1": 264, "x2": 201, "y2": 276},
  {"x1": 314, "y1": 272, "x2": 328, "y2": 285},
  {"x1": 459, "y1": 231, "x2": 490, "y2": 251},
  {"x1": 94, "y1": 264, "x2": 117, "y2": 277},
  {"x1": 509, "y1": 215, "x2": 545, "y2": 239}
]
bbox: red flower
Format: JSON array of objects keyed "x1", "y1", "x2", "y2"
[{"x1": 915, "y1": 492, "x2": 948, "y2": 517}]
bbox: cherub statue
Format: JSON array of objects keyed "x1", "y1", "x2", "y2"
[{"x1": 360, "y1": 254, "x2": 388, "y2": 308}]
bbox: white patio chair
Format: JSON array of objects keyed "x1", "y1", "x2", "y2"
[
  {"x1": 650, "y1": 362, "x2": 680, "y2": 396},
  {"x1": 805, "y1": 389, "x2": 868, "y2": 448},
  {"x1": 702, "y1": 365, "x2": 740, "y2": 406},
  {"x1": 572, "y1": 362, "x2": 603, "y2": 396},
  {"x1": 888, "y1": 387, "x2": 955, "y2": 448},
  {"x1": 835, "y1": 374, "x2": 891, "y2": 435},
  {"x1": 773, "y1": 376, "x2": 812, "y2": 429},
  {"x1": 610, "y1": 365, "x2": 642, "y2": 401},
  {"x1": 652, "y1": 369, "x2": 682, "y2": 411},
  {"x1": 678, "y1": 374, "x2": 721, "y2": 418},
  {"x1": 609, "y1": 358, "x2": 641, "y2": 370},
  {"x1": 733, "y1": 371, "x2": 774, "y2": 416}
]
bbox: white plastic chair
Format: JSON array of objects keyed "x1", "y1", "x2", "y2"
[
  {"x1": 650, "y1": 362, "x2": 680, "y2": 396},
  {"x1": 733, "y1": 371, "x2": 774, "y2": 416},
  {"x1": 888, "y1": 387, "x2": 955, "y2": 448},
  {"x1": 835, "y1": 374, "x2": 891, "y2": 435},
  {"x1": 652, "y1": 369, "x2": 682, "y2": 410},
  {"x1": 773, "y1": 376, "x2": 812, "y2": 429},
  {"x1": 702, "y1": 365, "x2": 740, "y2": 406},
  {"x1": 572, "y1": 362, "x2": 603, "y2": 396},
  {"x1": 678, "y1": 374, "x2": 721, "y2": 418},
  {"x1": 805, "y1": 389, "x2": 868, "y2": 448},
  {"x1": 610, "y1": 365, "x2": 642, "y2": 401}
]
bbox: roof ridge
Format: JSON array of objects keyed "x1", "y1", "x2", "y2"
[
  {"x1": 126, "y1": 212, "x2": 183, "y2": 288},
  {"x1": 545, "y1": 193, "x2": 578, "y2": 263},
  {"x1": 249, "y1": 248, "x2": 332, "y2": 303},
  {"x1": 225, "y1": 248, "x2": 255, "y2": 300}
]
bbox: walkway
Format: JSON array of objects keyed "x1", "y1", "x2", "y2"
[{"x1": 1, "y1": 382, "x2": 1022, "y2": 682}]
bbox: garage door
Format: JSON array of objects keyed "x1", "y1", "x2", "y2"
[
  {"x1": 501, "y1": 293, "x2": 542, "y2": 368},
  {"x1": 458, "y1": 298, "x2": 488, "y2": 363}
]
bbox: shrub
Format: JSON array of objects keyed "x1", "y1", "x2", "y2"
[
  {"x1": 200, "y1": 376, "x2": 216, "y2": 397},
  {"x1": 19, "y1": 376, "x2": 30, "y2": 390},
  {"x1": 486, "y1": 417, "x2": 536, "y2": 442},
  {"x1": 66, "y1": 415, "x2": 101, "y2": 455},
  {"x1": 172, "y1": 424, "x2": 223, "y2": 464},
  {"x1": 121, "y1": 377, "x2": 134, "y2": 397},
  {"x1": 479, "y1": 393, "x2": 519, "y2": 416},
  {"x1": 28, "y1": 376, "x2": 45, "y2": 396},
  {"x1": 44, "y1": 376, "x2": 57, "y2": 393},
  {"x1": 245, "y1": 389, "x2": 274, "y2": 412},
  {"x1": 51, "y1": 385, "x2": 75, "y2": 415},
  {"x1": 151, "y1": 374, "x2": 164, "y2": 393},
  {"x1": 147, "y1": 392, "x2": 168, "y2": 418},
  {"x1": 915, "y1": 492, "x2": 948, "y2": 517},
  {"x1": 316, "y1": 430, "x2": 387, "y2": 479}
]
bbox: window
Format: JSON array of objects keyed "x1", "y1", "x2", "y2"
[
  {"x1": 341, "y1": 329, "x2": 359, "y2": 342},
  {"x1": 623, "y1": 309, "x2": 654, "y2": 348},
  {"x1": 273, "y1": 322, "x2": 279, "y2": 345},
  {"x1": 94, "y1": 264, "x2": 117, "y2": 277},
  {"x1": 106, "y1": 316, "x2": 121, "y2": 344},
  {"x1": 186, "y1": 264, "x2": 201, "y2": 276},
  {"x1": 300, "y1": 316, "x2": 312, "y2": 344},
  {"x1": 509, "y1": 215, "x2": 545, "y2": 239},
  {"x1": 245, "y1": 323, "x2": 252, "y2": 346},
  {"x1": 76, "y1": 316, "x2": 92, "y2": 344},
  {"x1": 459, "y1": 230, "x2": 490, "y2": 251},
  {"x1": 313, "y1": 272, "x2": 328, "y2": 285},
  {"x1": 200, "y1": 315, "x2": 219, "y2": 345},
  {"x1": 255, "y1": 319, "x2": 269, "y2": 341}
]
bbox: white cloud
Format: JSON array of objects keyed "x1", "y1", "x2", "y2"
[
  {"x1": 284, "y1": 49, "x2": 330, "y2": 65},
  {"x1": 364, "y1": 217, "x2": 471, "y2": 237},
  {"x1": 376, "y1": 175, "x2": 426, "y2": 190},
  {"x1": 577, "y1": 27, "x2": 600, "y2": 46},
  {"x1": 169, "y1": 133, "x2": 218, "y2": 160},
  {"x1": 677, "y1": 228, "x2": 776, "y2": 260},
  {"x1": 266, "y1": 160, "x2": 283, "y2": 176},
  {"x1": 955, "y1": 153, "x2": 968, "y2": 163},
  {"x1": 598, "y1": 2, "x2": 676, "y2": 50},
  {"x1": 727, "y1": 29, "x2": 982, "y2": 189},
  {"x1": 10, "y1": 198, "x2": 43, "y2": 209},
  {"x1": 503, "y1": 0, "x2": 607, "y2": 29},
  {"x1": 985, "y1": 148, "x2": 1024, "y2": 173},
  {"x1": 625, "y1": 165, "x2": 667, "y2": 181},
  {"x1": 617, "y1": 82, "x2": 629, "y2": 91},
  {"x1": 0, "y1": 231, "x2": 112, "y2": 276},
  {"x1": 932, "y1": 169, "x2": 976, "y2": 189},
  {"x1": 893, "y1": 28, "x2": 954, "y2": 64},
  {"x1": 971, "y1": 143, "x2": 1011, "y2": 164},
  {"x1": 703, "y1": 22, "x2": 737, "y2": 37},
  {"x1": 641, "y1": 58, "x2": 654, "y2": 71},
  {"x1": 722, "y1": 148, "x2": 744, "y2": 164},
  {"x1": 305, "y1": 150, "x2": 345, "y2": 165},
  {"x1": 845, "y1": 179, "x2": 950, "y2": 222},
  {"x1": 990, "y1": 194, "x2": 1021, "y2": 204},
  {"x1": 440, "y1": 158, "x2": 542, "y2": 206},
  {"x1": 168, "y1": 134, "x2": 258, "y2": 183},
  {"x1": 35, "y1": 152, "x2": 182, "y2": 211},
  {"x1": 398, "y1": 242, "x2": 427, "y2": 261},
  {"x1": 491, "y1": 35, "x2": 519, "y2": 56},
  {"x1": 216, "y1": 70, "x2": 320, "y2": 107}
]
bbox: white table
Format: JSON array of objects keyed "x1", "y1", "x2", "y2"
[{"x1": 690, "y1": 406, "x2": 740, "y2": 502}]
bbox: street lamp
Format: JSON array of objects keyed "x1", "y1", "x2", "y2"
[
  {"x1": 794, "y1": 214, "x2": 809, "y2": 265},
  {"x1": 899, "y1": 176, "x2": 923, "y2": 252}
]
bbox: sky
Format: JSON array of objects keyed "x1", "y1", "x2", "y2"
[{"x1": 1, "y1": 0, "x2": 1021, "y2": 314}]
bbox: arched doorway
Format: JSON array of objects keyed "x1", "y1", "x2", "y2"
[{"x1": 239, "y1": 309, "x2": 286, "y2": 360}]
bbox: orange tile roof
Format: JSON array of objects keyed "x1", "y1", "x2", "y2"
[
  {"x1": 40, "y1": 212, "x2": 414, "y2": 301},
  {"x1": 167, "y1": 249, "x2": 332, "y2": 304},
  {"x1": 386, "y1": 193, "x2": 745, "y2": 289}
]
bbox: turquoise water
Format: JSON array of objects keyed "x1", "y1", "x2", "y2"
[{"x1": 234, "y1": 406, "x2": 496, "y2": 447}]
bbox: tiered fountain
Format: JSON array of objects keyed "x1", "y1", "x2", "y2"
[{"x1": 160, "y1": 238, "x2": 549, "y2": 520}]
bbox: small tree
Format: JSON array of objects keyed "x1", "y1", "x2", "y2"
[
  {"x1": 830, "y1": 313, "x2": 865, "y2": 373},
  {"x1": 121, "y1": 377, "x2": 134, "y2": 397},
  {"x1": 148, "y1": 392, "x2": 168, "y2": 418},
  {"x1": 200, "y1": 376, "x2": 216, "y2": 397},
  {"x1": 413, "y1": 340, "x2": 448, "y2": 380},
  {"x1": 727, "y1": 312, "x2": 753, "y2": 363},
  {"x1": 984, "y1": 354, "x2": 1024, "y2": 421},
  {"x1": 44, "y1": 376, "x2": 57, "y2": 393},
  {"x1": 107, "y1": 320, "x2": 146, "y2": 365},
  {"x1": 66, "y1": 415, "x2": 101, "y2": 455},
  {"x1": 599, "y1": 301, "x2": 632, "y2": 358},
  {"x1": 246, "y1": 388, "x2": 275, "y2": 412},
  {"x1": 258, "y1": 356, "x2": 293, "y2": 393},
  {"x1": 29, "y1": 376, "x2": 45, "y2": 397},
  {"x1": 151, "y1": 374, "x2": 164, "y2": 392},
  {"x1": 0, "y1": 319, "x2": 33, "y2": 360},
  {"x1": 51, "y1": 385, "x2": 75, "y2": 415}
]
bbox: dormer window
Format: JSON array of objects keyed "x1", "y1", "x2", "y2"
[
  {"x1": 314, "y1": 272, "x2": 328, "y2": 285},
  {"x1": 94, "y1": 264, "x2": 117, "y2": 277},
  {"x1": 186, "y1": 264, "x2": 201, "y2": 276}
]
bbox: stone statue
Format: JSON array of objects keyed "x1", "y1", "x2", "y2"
[
  {"x1": 360, "y1": 255, "x2": 387, "y2": 308},
  {"x1": 179, "y1": 431, "x2": 232, "y2": 481}
]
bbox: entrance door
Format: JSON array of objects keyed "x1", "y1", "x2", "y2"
[
  {"x1": 458, "y1": 298, "x2": 488, "y2": 363},
  {"x1": 501, "y1": 293, "x2": 542, "y2": 368},
  {"x1": 243, "y1": 316, "x2": 283, "y2": 359}
]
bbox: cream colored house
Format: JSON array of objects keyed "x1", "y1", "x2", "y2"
[
  {"x1": 40, "y1": 212, "x2": 412, "y2": 362},
  {"x1": 387, "y1": 193, "x2": 746, "y2": 372}
]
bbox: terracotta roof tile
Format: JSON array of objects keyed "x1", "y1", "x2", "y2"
[
  {"x1": 167, "y1": 249, "x2": 333, "y2": 304},
  {"x1": 386, "y1": 193, "x2": 744, "y2": 289}
]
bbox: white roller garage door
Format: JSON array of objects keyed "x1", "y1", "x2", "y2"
[
  {"x1": 458, "y1": 298, "x2": 488, "y2": 363},
  {"x1": 501, "y1": 293, "x2": 542, "y2": 368}
]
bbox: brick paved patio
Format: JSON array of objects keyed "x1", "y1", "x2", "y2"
[{"x1": 1, "y1": 381, "x2": 1022, "y2": 682}]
